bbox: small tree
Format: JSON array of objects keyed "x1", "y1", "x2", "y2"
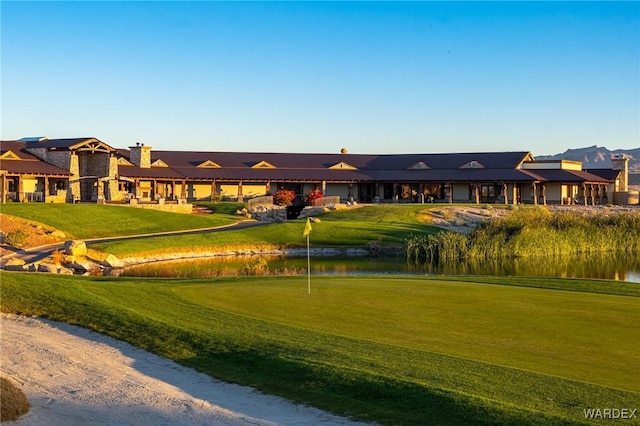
[
  {"x1": 273, "y1": 189, "x2": 296, "y2": 207},
  {"x1": 305, "y1": 189, "x2": 324, "y2": 206}
]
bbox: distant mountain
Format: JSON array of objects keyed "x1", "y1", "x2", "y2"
[{"x1": 535, "y1": 145, "x2": 640, "y2": 174}]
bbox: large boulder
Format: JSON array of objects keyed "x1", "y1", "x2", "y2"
[{"x1": 64, "y1": 240, "x2": 87, "y2": 257}]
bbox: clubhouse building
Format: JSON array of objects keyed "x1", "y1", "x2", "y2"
[{"x1": 0, "y1": 137, "x2": 635, "y2": 206}]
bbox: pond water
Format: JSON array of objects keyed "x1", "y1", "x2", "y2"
[{"x1": 117, "y1": 253, "x2": 640, "y2": 283}]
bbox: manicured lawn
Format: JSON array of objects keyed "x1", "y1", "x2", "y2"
[
  {"x1": 178, "y1": 277, "x2": 639, "y2": 391},
  {"x1": 0, "y1": 203, "x2": 237, "y2": 238},
  {"x1": 2, "y1": 273, "x2": 638, "y2": 425},
  {"x1": 93, "y1": 204, "x2": 441, "y2": 256}
]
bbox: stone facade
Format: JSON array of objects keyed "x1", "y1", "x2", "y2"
[
  {"x1": 611, "y1": 154, "x2": 629, "y2": 192},
  {"x1": 129, "y1": 144, "x2": 152, "y2": 168}
]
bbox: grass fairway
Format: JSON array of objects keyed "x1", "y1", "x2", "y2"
[
  {"x1": 178, "y1": 277, "x2": 639, "y2": 391},
  {"x1": 0, "y1": 203, "x2": 237, "y2": 238},
  {"x1": 2, "y1": 273, "x2": 638, "y2": 425},
  {"x1": 93, "y1": 204, "x2": 440, "y2": 256}
]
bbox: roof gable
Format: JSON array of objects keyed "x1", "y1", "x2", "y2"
[
  {"x1": 459, "y1": 160, "x2": 485, "y2": 169},
  {"x1": 151, "y1": 159, "x2": 169, "y2": 167},
  {"x1": 197, "y1": 160, "x2": 221, "y2": 168},
  {"x1": 252, "y1": 160, "x2": 276, "y2": 169},
  {"x1": 408, "y1": 161, "x2": 430, "y2": 170},
  {"x1": 0, "y1": 150, "x2": 21, "y2": 160},
  {"x1": 117, "y1": 157, "x2": 133, "y2": 166},
  {"x1": 69, "y1": 138, "x2": 115, "y2": 153},
  {"x1": 329, "y1": 161, "x2": 358, "y2": 170}
]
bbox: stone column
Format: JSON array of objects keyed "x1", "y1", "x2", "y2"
[
  {"x1": 0, "y1": 173, "x2": 6, "y2": 203},
  {"x1": 532, "y1": 182, "x2": 537, "y2": 205},
  {"x1": 541, "y1": 184, "x2": 546, "y2": 205},
  {"x1": 17, "y1": 176, "x2": 24, "y2": 202},
  {"x1": 134, "y1": 179, "x2": 140, "y2": 198},
  {"x1": 108, "y1": 153, "x2": 119, "y2": 201},
  {"x1": 69, "y1": 152, "x2": 80, "y2": 202},
  {"x1": 97, "y1": 178, "x2": 104, "y2": 201},
  {"x1": 503, "y1": 183, "x2": 508, "y2": 205},
  {"x1": 474, "y1": 185, "x2": 480, "y2": 204},
  {"x1": 237, "y1": 180, "x2": 243, "y2": 202}
]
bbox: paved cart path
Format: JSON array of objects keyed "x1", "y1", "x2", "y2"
[{"x1": 1, "y1": 220, "x2": 266, "y2": 266}]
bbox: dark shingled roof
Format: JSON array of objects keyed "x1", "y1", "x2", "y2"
[
  {"x1": 584, "y1": 169, "x2": 622, "y2": 181},
  {"x1": 526, "y1": 169, "x2": 612, "y2": 183},
  {"x1": 114, "y1": 149, "x2": 536, "y2": 182},
  {"x1": 0, "y1": 140, "x2": 619, "y2": 185},
  {"x1": 1, "y1": 141, "x2": 72, "y2": 176},
  {"x1": 23, "y1": 137, "x2": 117, "y2": 153},
  {"x1": 24, "y1": 137, "x2": 96, "y2": 149}
]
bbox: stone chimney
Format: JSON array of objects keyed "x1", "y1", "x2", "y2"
[
  {"x1": 611, "y1": 153, "x2": 629, "y2": 192},
  {"x1": 129, "y1": 142, "x2": 152, "y2": 168}
]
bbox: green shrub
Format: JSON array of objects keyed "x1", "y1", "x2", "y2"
[{"x1": 4, "y1": 229, "x2": 28, "y2": 247}]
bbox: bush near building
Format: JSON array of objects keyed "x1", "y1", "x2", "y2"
[
  {"x1": 304, "y1": 189, "x2": 324, "y2": 206},
  {"x1": 273, "y1": 189, "x2": 296, "y2": 207}
]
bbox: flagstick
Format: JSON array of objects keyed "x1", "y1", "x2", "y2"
[{"x1": 306, "y1": 233, "x2": 311, "y2": 294}]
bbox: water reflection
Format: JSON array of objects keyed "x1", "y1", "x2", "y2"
[{"x1": 118, "y1": 253, "x2": 640, "y2": 283}]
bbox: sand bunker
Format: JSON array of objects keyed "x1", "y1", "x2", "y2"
[{"x1": 0, "y1": 313, "x2": 365, "y2": 425}]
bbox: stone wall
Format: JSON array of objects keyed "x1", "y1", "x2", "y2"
[
  {"x1": 112, "y1": 202, "x2": 193, "y2": 214},
  {"x1": 42, "y1": 150, "x2": 72, "y2": 170},
  {"x1": 79, "y1": 151, "x2": 110, "y2": 177}
]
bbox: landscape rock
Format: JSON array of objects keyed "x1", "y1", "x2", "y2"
[
  {"x1": 3, "y1": 259, "x2": 25, "y2": 271},
  {"x1": 64, "y1": 240, "x2": 87, "y2": 257},
  {"x1": 48, "y1": 230, "x2": 67, "y2": 239},
  {"x1": 66, "y1": 260, "x2": 95, "y2": 274},
  {"x1": 38, "y1": 262, "x2": 59, "y2": 273},
  {"x1": 103, "y1": 254, "x2": 124, "y2": 269}
]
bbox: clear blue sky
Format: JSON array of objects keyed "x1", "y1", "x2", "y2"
[{"x1": 2, "y1": 1, "x2": 638, "y2": 156}]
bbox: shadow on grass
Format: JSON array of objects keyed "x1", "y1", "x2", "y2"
[{"x1": 181, "y1": 350, "x2": 559, "y2": 426}]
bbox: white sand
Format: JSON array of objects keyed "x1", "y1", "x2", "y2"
[{"x1": 0, "y1": 313, "x2": 367, "y2": 425}]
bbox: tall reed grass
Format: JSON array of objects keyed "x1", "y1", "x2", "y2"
[{"x1": 406, "y1": 207, "x2": 640, "y2": 264}]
